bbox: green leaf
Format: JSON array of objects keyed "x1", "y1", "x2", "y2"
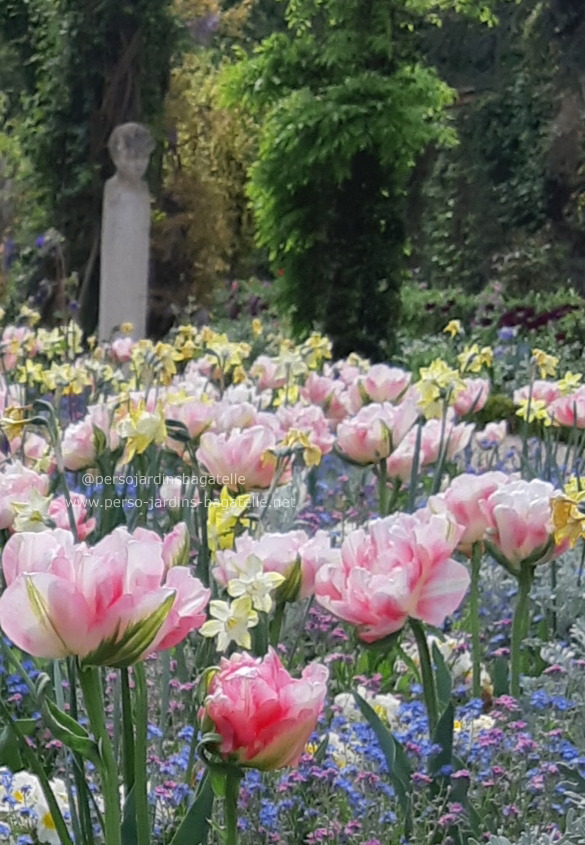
[
  {"x1": 428, "y1": 701, "x2": 454, "y2": 779},
  {"x1": 0, "y1": 725, "x2": 23, "y2": 772},
  {"x1": 170, "y1": 770, "x2": 214, "y2": 845},
  {"x1": 121, "y1": 785, "x2": 137, "y2": 845},
  {"x1": 353, "y1": 692, "x2": 411, "y2": 831},
  {"x1": 432, "y1": 641, "x2": 452, "y2": 710},
  {"x1": 209, "y1": 769, "x2": 226, "y2": 798},
  {"x1": 313, "y1": 733, "x2": 329, "y2": 766},
  {"x1": 37, "y1": 674, "x2": 101, "y2": 765}
]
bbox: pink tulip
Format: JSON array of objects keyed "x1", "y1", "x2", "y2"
[
  {"x1": 250, "y1": 356, "x2": 287, "y2": 391},
  {"x1": 9, "y1": 433, "x2": 54, "y2": 473},
  {"x1": 386, "y1": 418, "x2": 474, "y2": 481},
  {"x1": 549, "y1": 387, "x2": 585, "y2": 428},
  {"x1": 348, "y1": 364, "x2": 411, "y2": 412},
  {"x1": 162, "y1": 522, "x2": 190, "y2": 568},
  {"x1": 0, "y1": 327, "x2": 33, "y2": 371},
  {"x1": 111, "y1": 337, "x2": 134, "y2": 363},
  {"x1": 276, "y1": 404, "x2": 335, "y2": 456},
  {"x1": 214, "y1": 529, "x2": 340, "y2": 599},
  {"x1": 0, "y1": 526, "x2": 210, "y2": 665},
  {"x1": 453, "y1": 378, "x2": 490, "y2": 417},
  {"x1": 201, "y1": 648, "x2": 328, "y2": 770},
  {"x1": 0, "y1": 462, "x2": 50, "y2": 530},
  {"x1": 300, "y1": 373, "x2": 349, "y2": 428},
  {"x1": 164, "y1": 396, "x2": 216, "y2": 452},
  {"x1": 475, "y1": 421, "x2": 507, "y2": 448},
  {"x1": 431, "y1": 471, "x2": 510, "y2": 554},
  {"x1": 48, "y1": 493, "x2": 96, "y2": 541},
  {"x1": 212, "y1": 402, "x2": 259, "y2": 434},
  {"x1": 62, "y1": 404, "x2": 119, "y2": 471},
  {"x1": 314, "y1": 508, "x2": 469, "y2": 641},
  {"x1": 513, "y1": 381, "x2": 561, "y2": 406},
  {"x1": 197, "y1": 426, "x2": 285, "y2": 491},
  {"x1": 479, "y1": 478, "x2": 565, "y2": 568},
  {"x1": 337, "y1": 401, "x2": 417, "y2": 465}
]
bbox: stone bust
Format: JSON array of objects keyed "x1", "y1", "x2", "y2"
[{"x1": 107, "y1": 122, "x2": 155, "y2": 185}]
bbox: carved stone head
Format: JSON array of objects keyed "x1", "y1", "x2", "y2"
[{"x1": 108, "y1": 123, "x2": 155, "y2": 182}]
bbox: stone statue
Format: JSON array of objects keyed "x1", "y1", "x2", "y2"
[{"x1": 98, "y1": 122, "x2": 155, "y2": 341}]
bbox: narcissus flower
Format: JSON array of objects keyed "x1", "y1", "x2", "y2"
[
  {"x1": 200, "y1": 596, "x2": 258, "y2": 651},
  {"x1": 532, "y1": 348, "x2": 558, "y2": 379},
  {"x1": 200, "y1": 648, "x2": 328, "y2": 770},
  {"x1": 443, "y1": 320, "x2": 462, "y2": 338},
  {"x1": 117, "y1": 401, "x2": 167, "y2": 462}
]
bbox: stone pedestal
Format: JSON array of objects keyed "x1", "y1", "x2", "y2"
[{"x1": 98, "y1": 123, "x2": 154, "y2": 341}]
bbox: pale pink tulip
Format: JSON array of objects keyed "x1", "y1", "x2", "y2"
[
  {"x1": 513, "y1": 381, "x2": 561, "y2": 406},
  {"x1": 250, "y1": 356, "x2": 287, "y2": 391},
  {"x1": 337, "y1": 401, "x2": 417, "y2": 465},
  {"x1": 479, "y1": 478, "x2": 565, "y2": 568},
  {"x1": 300, "y1": 373, "x2": 349, "y2": 428},
  {"x1": 164, "y1": 396, "x2": 216, "y2": 451},
  {"x1": 0, "y1": 327, "x2": 33, "y2": 371},
  {"x1": 549, "y1": 387, "x2": 585, "y2": 428},
  {"x1": 430, "y1": 471, "x2": 510, "y2": 554},
  {"x1": 111, "y1": 337, "x2": 134, "y2": 363},
  {"x1": 0, "y1": 526, "x2": 210, "y2": 665},
  {"x1": 453, "y1": 378, "x2": 490, "y2": 417},
  {"x1": 0, "y1": 462, "x2": 50, "y2": 530},
  {"x1": 276, "y1": 404, "x2": 335, "y2": 456},
  {"x1": 475, "y1": 421, "x2": 507, "y2": 448},
  {"x1": 314, "y1": 508, "x2": 469, "y2": 641},
  {"x1": 197, "y1": 426, "x2": 285, "y2": 491},
  {"x1": 48, "y1": 493, "x2": 96, "y2": 541},
  {"x1": 348, "y1": 364, "x2": 411, "y2": 412},
  {"x1": 62, "y1": 404, "x2": 119, "y2": 471},
  {"x1": 386, "y1": 418, "x2": 474, "y2": 481},
  {"x1": 162, "y1": 522, "x2": 190, "y2": 569},
  {"x1": 212, "y1": 401, "x2": 258, "y2": 434},
  {"x1": 201, "y1": 648, "x2": 328, "y2": 770},
  {"x1": 214, "y1": 529, "x2": 340, "y2": 599}
]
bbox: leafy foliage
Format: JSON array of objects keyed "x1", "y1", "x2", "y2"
[{"x1": 222, "y1": 0, "x2": 491, "y2": 360}]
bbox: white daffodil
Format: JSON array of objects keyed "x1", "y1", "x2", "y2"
[
  {"x1": 227, "y1": 554, "x2": 285, "y2": 614},
  {"x1": 12, "y1": 489, "x2": 52, "y2": 533},
  {"x1": 200, "y1": 596, "x2": 259, "y2": 651}
]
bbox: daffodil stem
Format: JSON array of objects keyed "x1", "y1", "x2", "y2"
[
  {"x1": 410, "y1": 618, "x2": 438, "y2": 736},
  {"x1": 225, "y1": 771, "x2": 242, "y2": 845},
  {"x1": 134, "y1": 662, "x2": 151, "y2": 845},
  {"x1": 121, "y1": 668, "x2": 136, "y2": 794},
  {"x1": 79, "y1": 666, "x2": 122, "y2": 845},
  {"x1": 470, "y1": 542, "x2": 482, "y2": 699},
  {"x1": 510, "y1": 563, "x2": 534, "y2": 698}
]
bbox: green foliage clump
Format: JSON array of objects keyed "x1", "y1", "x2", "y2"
[{"x1": 221, "y1": 0, "x2": 499, "y2": 361}]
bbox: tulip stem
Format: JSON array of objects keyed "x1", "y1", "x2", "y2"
[
  {"x1": 134, "y1": 662, "x2": 151, "y2": 845},
  {"x1": 120, "y1": 668, "x2": 136, "y2": 794},
  {"x1": 510, "y1": 563, "x2": 534, "y2": 698},
  {"x1": 79, "y1": 665, "x2": 122, "y2": 845},
  {"x1": 377, "y1": 459, "x2": 389, "y2": 517},
  {"x1": 269, "y1": 601, "x2": 286, "y2": 649},
  {"x1": 225, "y1": 771, "x2": 242, "y2": 845},
  {"x1": 470, "y1": 542, "x2": 482, "y2": 699},
  {"x1": 410, "y1": 618, "x2": 438, "y2": 736}
]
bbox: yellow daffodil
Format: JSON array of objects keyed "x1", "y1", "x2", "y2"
[
  {"x1": 0, "y1": 407, "x2": 28, "y2": 440},
  {"x1": 301, "y1": 332, "x2": 332, "y2": 369},
  {"x1": 551, "y1": 480, "x2": 585, "y2": 548},
  {"x1": 558, "y1": 371, "x2": 582, "y2": 396},
  {"x1": 252, "y1": 318, "x2": 263, "y2": 338},
  {"x1": 227, "y1": 554, "x2": 285, "y2": 614},
  {"x1": 273, "y1": 384, "x2": 300, "y2": 407},
  {"x1": 18, "y1": 305, "x2": 41, "y2": 326},
  {"x1": 12, "y1": 489, "x2": 52, "y2": 532},
  {"x1": 416, "y1": 358, "x2": 464, "y2": 418},
  {"x1": 457, "y1": 344, "x2": 493, "y2": 374},
  {"x1": 117, "y1": 401, "x2": 167, "y2": 461},
  {"x1": 443, "y1": 319, "x2": 462, "y2": 338},
  {"x1": 207, "y1": 487, "x2": 251, "y2": 557},
  {"x1": 278, "y1": 429, "x2": 322, "y2": 467},
  {"x1": 532, "y1": 348, "x2": 558, "y2": 379},
  {"x1": 121, "y1": 322, "x2": 134, "y2": 335},
  {"x1": 515, "y1": 398, "x2": 551, "y2": 426}
]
